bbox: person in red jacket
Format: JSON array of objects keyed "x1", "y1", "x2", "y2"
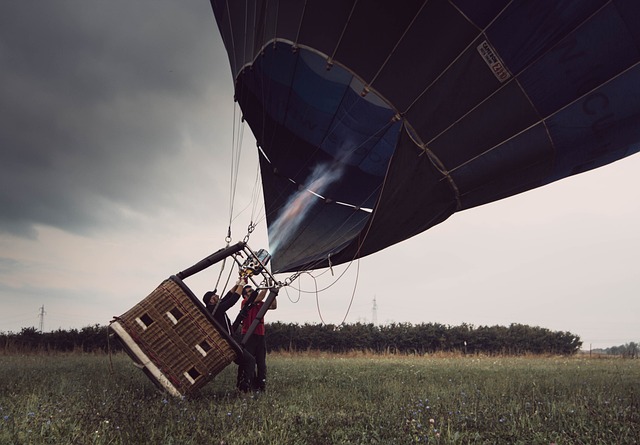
[{"x1": 236, "y1": 285, "x2": 276, "y2": 392}]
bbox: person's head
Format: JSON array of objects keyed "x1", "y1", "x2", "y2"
[
  {"x1": 203, "y1": 290, "x2": 219, "y2": 306},
  {"x1": 242, "y1": 285, "x2": 253, "y2": 298}
]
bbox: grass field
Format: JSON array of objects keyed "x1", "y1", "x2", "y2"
[{"x1": 0, "y1": 352, "x2": 638, "y2": 444}]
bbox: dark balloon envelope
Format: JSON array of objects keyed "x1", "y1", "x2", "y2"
[{"x1": 210, "y1": 0, "x2": 640, "y2": 273}]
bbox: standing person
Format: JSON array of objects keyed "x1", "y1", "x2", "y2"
[
  {"x1": 237, "y1": 285, "x2": 276, "y2": 392},
  {"x1": 203, "y1": 276, "x2": 255, "y2": 393}
]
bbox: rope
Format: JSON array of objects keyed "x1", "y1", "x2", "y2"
[
  {"x1": 212, "y1": 252, "x2": 232, "y2": 303},
  {"x1": 224, "y1": 0, "x2": 237, "y2": 76},
  {"x1": 339, "y1": 257, "x2": 360, "y2": 325},
  {"x1": 227, "y1": 103, "x2": 239, "y2": 234},
  {"x1": 329, "y1": 0, "x2": 359, "y2": 65},
  {"x1": 282, "y1": 284, "x2": 301, "y2": 304},
  {"x1": 312, "y1": 275, "x2": 326, "y2": 325},
  {"x1": 298, "y1": 255, "x2": 360, "y2": 326},
  {"x1": 250, "y1": 153, "x2": 266, "y2": 226},
  {"x1": 243, "y1": 0, "x2": 248, "y2": 65},
  {"x1": 368, "y1": 0, "x2": 429, "y2": 87},
  {"x1": 210, "y1": 259, "x2": 238, "y2": 318},
  {"x1": 294, "y1": 0, "x2": 309, "y2": 48},
  {"x1": 107, "y1": 325, "x2": 114, "y2": 374}
]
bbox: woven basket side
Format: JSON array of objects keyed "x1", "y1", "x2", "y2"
[{"x1": 114, "y1": 278, "x2": 238, "y2": 395}]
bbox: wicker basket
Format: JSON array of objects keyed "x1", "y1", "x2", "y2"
[{"x1": 110, "y1": 276, "x2": 240, "y2": 397}]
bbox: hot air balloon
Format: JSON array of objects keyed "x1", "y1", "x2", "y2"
[
  {"x1": 109, "y1": 0, "x2": 640, "y2": 398},
  {"x1": 210, "y1": 0, "x2": 640, "y2": 274}
]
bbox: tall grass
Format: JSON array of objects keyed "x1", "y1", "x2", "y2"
[{"x1": 0, "y1": 352, "x2": 638, "y2": 444}]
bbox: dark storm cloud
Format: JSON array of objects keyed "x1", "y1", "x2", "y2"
[{"x1": 0, "y1": 1, "x2": 228, "y2": 237}]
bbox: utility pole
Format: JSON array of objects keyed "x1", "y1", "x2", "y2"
[
  {"x1": 38, "y1": 305, "x2": 46, "y2": 333},
  {"x1": 372, "y1": 296, "x2": 378, "y2": 326}
]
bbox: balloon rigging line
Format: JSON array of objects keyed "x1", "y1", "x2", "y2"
[
  {"x1": 228, "y1": 111, "x2": 248, "y2": 228},
  {"x1": 212, "y1": 248, "x2": 232, "y2": 299},
  {"x1": 242, "y1": 0, "x2": 249, "y2": 69},
  {"x1": 311, "y1": 273, "x2": 326, "y2": 325},
  {"x1": 287, "y1": 257, "x2": 355, "y2": 294},
  {"x1": 223, "y1": 0, "x2": 237, "y2": 76},
  {"x1": 328, "y1": 0, "x2": 359, "y2": 64},
  {"x1": 368, "y1": 0, "x2": 429, "y2": 87},
  {"x1": 227, "y1": 102, "x2": 237, "y2": 231},
  {"x1": 255, "y1": 0, "x2": 267, "y2": 51},
  {"x1": 282, "y1": 283, "x2": 301, "y2": 304},
  {"x1": 304, "y1": 257, "x2": 361, "y2": 326},
  {"x1": 210, "y1": 259, "x2": 238, "y2": 319},
  {"x1": 339, "y1": 257, "x2": 360, "y2": 325},
  {"x1": 294, "y1": 268, "x2": 360, "y2": 327},
  {"x1": 250, "y1": 158, "x2": 265, "y2": 225},
  {"x1": 227, "y1": 102, "x2": 243, "y2": 235},
  {"x1": 293, "y1": 0, "x2": 308, "y2": 47}
]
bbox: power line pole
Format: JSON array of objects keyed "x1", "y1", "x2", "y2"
[
  {"x1": 372, "y1": 296, "x2": 378, "y2": 326},
  {"x1": 38, "y1": 305, "x2": 46, "y2": 333}
]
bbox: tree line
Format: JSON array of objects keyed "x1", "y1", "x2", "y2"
[
  {"x1": 1, "y1": 325, "x2": 111, "y2": 353},
  {"x1": 1, "y1": 322, "x2": 583, "y2": 355},
  {"x1": 267, "y1": 322, "x2": 582, "y2": 355}
]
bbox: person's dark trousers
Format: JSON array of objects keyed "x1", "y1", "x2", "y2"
[
  {"x1": 244, "y1": 334, "x2": 267, "y2": 391},
  {"x1": 235, "y1": 349, "x2": 255, "y2": 392}
]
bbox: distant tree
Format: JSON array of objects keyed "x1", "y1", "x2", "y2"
[
  {"x1": 603, "y1": 342, "x2": 639, "y2": 358},
  {"x1": 628, "y1": 342, "x2": 639, "y2": 359}
]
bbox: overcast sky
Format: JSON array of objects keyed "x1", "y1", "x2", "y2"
[{"x1": 1, "y1": 1, "x2": 638, "y2": 349}]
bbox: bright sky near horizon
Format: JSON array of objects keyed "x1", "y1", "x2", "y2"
[{"x1": 1, "y1": 1, "x2": 638, "y2": 349}]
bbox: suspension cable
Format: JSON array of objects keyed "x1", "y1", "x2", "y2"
[
  {"x1": 210, "y1": 258, "x2": 239, "y2": 318},
  {"x1": 227, "y1": 102, "x2": 241, "y2": 241}
]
